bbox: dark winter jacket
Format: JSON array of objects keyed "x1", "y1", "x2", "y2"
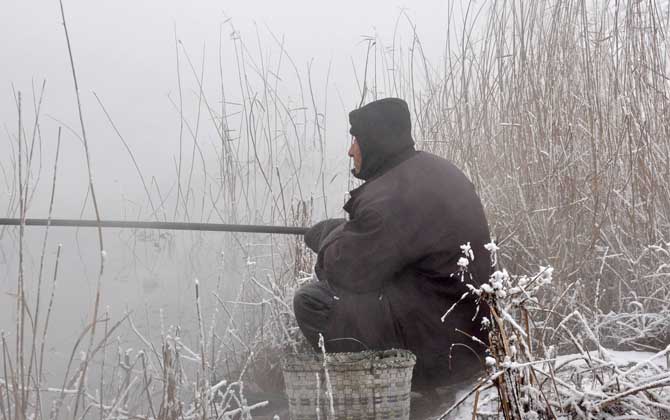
[{"x1": 311, "y1": 151, "x2": 491, "y2": 387}]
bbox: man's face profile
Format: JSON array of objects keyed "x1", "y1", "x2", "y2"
[{"x1": 348, "y1": 136, "x2": 362, "y2": 174}]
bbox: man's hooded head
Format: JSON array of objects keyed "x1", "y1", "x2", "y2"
[{"x1": 348, "y1": 98, "x2": 415, "y2": 180}]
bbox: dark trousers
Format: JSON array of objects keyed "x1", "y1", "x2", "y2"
[
  {"x1": 293, "y1": 280, "x2": 486, "y2": 391},
  {"x1": 292, "y1": 281, "x2": 403, "y2": 353}
]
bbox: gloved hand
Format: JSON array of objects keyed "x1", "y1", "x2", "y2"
[{"x1": 304, "y1": 218, "x2": 346, "y2": 252}]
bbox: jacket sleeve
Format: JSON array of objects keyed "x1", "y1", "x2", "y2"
[
  {"x1": 304, "y1": 218, "x2": 346, "y2": 252},
  {"x1": 314, "y1": 206, "x2": 405, "y2": 293}
]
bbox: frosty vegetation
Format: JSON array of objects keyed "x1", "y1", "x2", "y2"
[
  {"x1": 1, "y1": 0, "x2": 669, "y2": 419},
  {"x1": 440, "y1": 244, "x2": 670, "y2": 419}
]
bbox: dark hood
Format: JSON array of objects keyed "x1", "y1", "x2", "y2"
[{"x1": 349, "y1": 98, "x2": 415, "y2": 180}]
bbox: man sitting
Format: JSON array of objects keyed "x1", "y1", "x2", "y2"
[{"x1": 293, "y1": 97, "x2": 492, "y2": 392}]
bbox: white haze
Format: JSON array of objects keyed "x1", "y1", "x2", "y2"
[{"x1": 0, "y1": 0, "x2": 471, "y2": 382}]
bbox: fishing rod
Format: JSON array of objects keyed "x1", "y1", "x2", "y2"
[{"x1": 0, "y1": 218, "x2": 308, "y2": 235}]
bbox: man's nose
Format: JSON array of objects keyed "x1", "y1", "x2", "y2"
[{"x1": 348, "y1": 143, "x2": 354, "y2": 157}]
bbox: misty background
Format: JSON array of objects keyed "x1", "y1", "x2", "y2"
[
  {"x1": 1, "y1": 0, "x2": 469, "y2": 381},
  {"x1": 2, "y1": 1, "x2": 670, "y2": 418}
]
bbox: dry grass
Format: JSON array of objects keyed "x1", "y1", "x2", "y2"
[{"x1": 360, "y1": 0, "x2": 670, "y2": 349}]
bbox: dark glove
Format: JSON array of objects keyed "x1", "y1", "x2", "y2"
[{"x1": 304, "y1": 218, "x2": 346, "y2": 252}]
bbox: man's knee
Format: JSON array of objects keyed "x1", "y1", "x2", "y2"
[
  {"x1": 293, "y1": 282, "x2": 333, "y2": 322},
  {"x1": 292, "y1": 286, "x2": 309, "y2": 322},
  {"x1": 293, "y1": 282, "x2": 334, "y2": 348}
]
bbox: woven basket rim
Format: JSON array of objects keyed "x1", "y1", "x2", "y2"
[{"x1": 281, "y1": 348, "x2": 416, "y2": 372}]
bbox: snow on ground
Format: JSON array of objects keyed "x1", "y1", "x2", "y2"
[{"x1": 432, "y1": 349, "x2": 669, "y2": 420}]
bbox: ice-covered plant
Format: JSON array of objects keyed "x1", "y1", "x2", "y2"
[{"x1": 439, "y1": 243, "x2": 670, "y2": 420}]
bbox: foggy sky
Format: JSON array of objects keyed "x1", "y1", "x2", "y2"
[
  {"x1": 0, "y1": 0, "x2": 471, "y2": 375},
  {"x1": 1, "y1": 0, "x2": 459, "y2": 220}
]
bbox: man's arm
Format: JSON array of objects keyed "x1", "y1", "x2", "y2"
[
  {"x1": 304, "y1": 218, "x2": 346, "y2": 252},
  {"x1": 315, "y1": 207, "x2": 405, "y2": 293}
]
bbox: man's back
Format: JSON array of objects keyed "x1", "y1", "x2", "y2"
[{"x1": 346, "y1": 150, "x2": 492, "y2": 288}]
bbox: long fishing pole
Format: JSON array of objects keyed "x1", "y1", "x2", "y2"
[{"x1": 0, "y1": 218, "x2": 308, "y2": 235}]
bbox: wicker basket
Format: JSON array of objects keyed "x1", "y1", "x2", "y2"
[{"x1": 282, "y1": 349, "x2": 416, "y2": 420}]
